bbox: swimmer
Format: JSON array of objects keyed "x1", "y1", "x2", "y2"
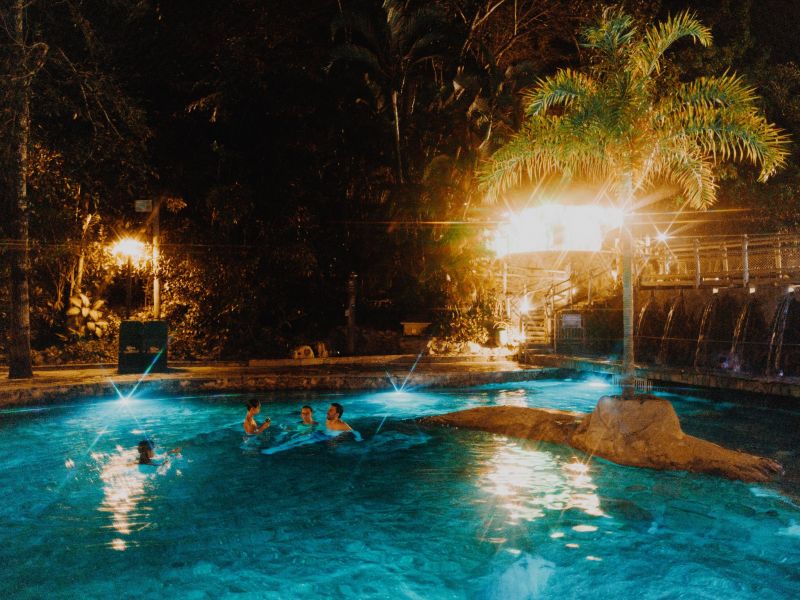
[
  {"x1": 244, "y1": 398, "x2": 271, "y2": 435},
  {"x1": 325, "y1": 402, "x2": 352, "y2": 432},
  {"x1": 300, "y1": 405, "x2": 318, "y2": 427},
  {"x1": 137, "y1": 440, "x2": 180, "y2": 466}
]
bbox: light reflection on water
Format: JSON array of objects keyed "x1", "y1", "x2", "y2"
[
  {"x1": 0, "y1": 380, "x2": 798, "y2": 599},
  {"x1": 96, "y1": 445, "x2": 171, "y2": 550},
  {"x1": 478, "y1": 439, "x2": 604, "y2": 526}
]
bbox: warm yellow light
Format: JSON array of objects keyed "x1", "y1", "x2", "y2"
[
  {"x1": 110, "y1": 237, "x2": 146, "y2": 267},
  {"x1": 519, "y1": 295, "x2": 531, "y2": 314},
  {"x1": 490, "y1": 204, "x2": 623, "y2": 256},
  {"x1": 655, "y1": 230, "x2": 670, "y2": 243},
  {"x1": 112, "y1": 237, "x2": 145, "y2": 259}
]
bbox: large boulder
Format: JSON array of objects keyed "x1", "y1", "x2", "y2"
[{"x1": 420, "y1": 395, "x2": 783, "y2": 482}]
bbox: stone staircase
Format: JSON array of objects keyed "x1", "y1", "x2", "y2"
[{"x1": 523, "y1": 306, "x2": 550, "y2": 351}]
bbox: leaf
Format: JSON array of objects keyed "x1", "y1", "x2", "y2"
[
  {"x1": 95, "y1": 320, "x2": 108, "y2": 329},
  {"x1": 92, "y1": 299, "x2": 106, "y2": 310},
  {"x1": 70, "y1": 296, "x2": 83, "y2": 308},
  {"x1": 81, "y1": 307, "x2": 89, "y2": 317},
  {"x1": 66, "y1": 306, "x2": 81, "y2": 316},
  {"x1": 87, "y1": 322, "x2": 96, "y2": 331},
  {"x1": 95, "y1": 328, "x2": 104, "y2": 338},
  {"x1": 89, "y1": 310, "x2": 101, "y2": 321},
  {"x1": 80, "y1": 293, "x2": 90, "y2": 306}
]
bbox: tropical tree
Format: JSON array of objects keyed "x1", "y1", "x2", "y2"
[
  {"x1": 330, "y1": 0, "x2": 453, "y2": 183},
  {"x1": 480, "y1": 8, "x2": 789, "y2": 396},
  {"x1": 2, "y1": 0, "x2": 38, "y2": 378}
]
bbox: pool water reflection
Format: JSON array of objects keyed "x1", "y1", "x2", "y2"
[{"x1": 0, "y1": 379, "x2": 798, "y2": 599}]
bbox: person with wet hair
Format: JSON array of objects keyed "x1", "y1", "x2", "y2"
[
  {"x1": 244, "y1": 398, "x2": 271, "y2": 435},
  {"x1": 137, "y1": 440, "x2": 156, "y2": 465},
  {"x1": 137, "y1": 440, "x2": 180, "y2": 466},
  {"x1": 325, "y1": 402, "x2": 352, "y2": 432},
  {"x1": 300, "y1": 405, "x2": 318, "y2": 427}
]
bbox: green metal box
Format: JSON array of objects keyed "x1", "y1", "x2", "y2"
[{"x1": 118, "y1": 320, "x2": 168, "y2": 374}]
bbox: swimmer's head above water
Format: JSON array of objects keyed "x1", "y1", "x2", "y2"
[
  {"x1": 244, "y1": 398, "x2": 270, "y2": 434},
  {"x1": 327, "y1": 402, "x2": 344, "y2": 420},
  {"x1": 300, "y1": 405, "x2": 317, "y2": 425},
  {"x1": 137, "y1": 440, "x2": 155, "y2": 464}
]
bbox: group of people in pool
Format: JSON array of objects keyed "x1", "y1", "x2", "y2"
[
  {"x1": 242, "y1": 398, "x2": 352, "y2": 435},
  {"x1": 135, "y1": 399, "x2": 352, "y2": 465}
]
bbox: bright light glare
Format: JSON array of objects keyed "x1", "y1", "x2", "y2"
[
  {"x1": 585, "y1": 378, "x2": 610, "y2": 388},
  {"x1": 519, "y1": 296, "x2": 531, "y2": 314},
  {"x1": 490, "y1": 204, "x2": 623, "y2": 256},
  {"x1": 655, "y1": 230, "x2": 670, "y2": 243},
  {"x1": 110, "y1": 237, "x2": 146, "y2": 265}
]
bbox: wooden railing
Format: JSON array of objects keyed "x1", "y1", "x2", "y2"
[{"x1": 638, "y1": 233, "x2": 800, "y2": 289}]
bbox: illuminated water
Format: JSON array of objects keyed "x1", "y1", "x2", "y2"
[{"x1": 1, "y1": 379, "x2": 799, "y2": 599}]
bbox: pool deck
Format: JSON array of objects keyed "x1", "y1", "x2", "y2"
[
  {"x1": 0, "y1": 355, "x2": 566, "y2": 407},
  {"x1": 3, "y1": 352, "x2": 799, "y2": 407}
]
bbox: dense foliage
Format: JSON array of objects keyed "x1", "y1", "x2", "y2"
[{"x1": 1, "y1": 0, "x2": 798, "y2": 363}]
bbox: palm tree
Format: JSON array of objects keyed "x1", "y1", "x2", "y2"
[
  {"x1": 480, "y1": 8, "x2": 789, "y2": 397},
  {"x1": 330, "y1": 0, "x2": 452, "y2": 183}
]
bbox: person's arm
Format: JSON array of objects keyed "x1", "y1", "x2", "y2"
[{"x1": 257, "y1": 418, "x2": 271, "y2": 433}]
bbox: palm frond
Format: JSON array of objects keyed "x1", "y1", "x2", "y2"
[
  {"x1": 674, "y1": 73, "x2": 758, "y2": 110},
  {"x1": 524, "y1": 70, "x2": 596, "y2": 115},
  {"x1": 478, "y1": 124, "x2": 563, "y2": 203},
  {"x1": 329, "y1": 44, "x2": 387, "y2": 81},
  {"x1": 479, "y1": 119, "x2": 612, "y2": 203},
  {"x1": 649, "y1": 143, "x2": 717, "y2": 209},
  {"x1": 406, "y1": 31, "x2": 448, "y2": 64},
  {"x1": 659, "y1": 76, "x2": 791, "y2": 180},
  {"x1": 483, "y1": 8, "x2": 790, "y2": 211},
  {"x1": 632, "y1": 10, "x2": 711, "y2": 77},
  {"x1": 687, "y1": 110, "x2": 790, "y2": 181},
  {"x1": 581, "y1": 7, "x2": 636, "y2": 58},
  {"x1": 331, "y1": 11, "x2": 385, "y2": 57}
]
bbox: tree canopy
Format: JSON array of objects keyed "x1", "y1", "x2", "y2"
[{"x1": 1, "y1": 0, "x2": 798, "y2": 365}]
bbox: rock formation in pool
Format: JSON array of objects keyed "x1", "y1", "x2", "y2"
[{"x1": 418, "y1": 395, "x2": 783, "y2": 482}]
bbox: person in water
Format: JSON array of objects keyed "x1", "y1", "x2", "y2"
[
  {"x1": 244, "y1": 398, "x2": 271, "y2": 435},
  {"x1": 137, "y1": 440, "x2": 180, "y2": 465},
  {"x1": 300, "y1": 405, "x2": 318, "y2": 427},
  {"x1": 326, "y1": 402, "x2": 352, "y2": 432}
]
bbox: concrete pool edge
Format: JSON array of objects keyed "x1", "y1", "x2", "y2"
[{"x1": 0, "y1": 358, "x2": 571, "y2": 407}]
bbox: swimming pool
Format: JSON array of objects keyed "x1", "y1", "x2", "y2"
[{"x1": 1, "y1": 379, "x2": 798, "y2": 599}]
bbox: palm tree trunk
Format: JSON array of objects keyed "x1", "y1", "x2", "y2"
[
  {"x1": 621, "y1": 226, "x2": 635, "y2": 398},
  {"x1": 620, "y1": 174, "x2": 635, "y2": 398},
  {"x1": 8, "y1": 0, "x2": 33, "y2": 378},
  {"x1": 391, "y1": 90, "x2": 404, "y2": 183}
]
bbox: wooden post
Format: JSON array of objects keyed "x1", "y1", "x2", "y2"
[
  {"x1": 722, "y1": 244, "x2": 729, "y2": 277},
  {"x1": 152, "y1": 202, "x2": 160, "y2": 319},
  {"x1": 346, "y1": 272, "x2": 357, "y2": 355},
  {"x1": 742, "y1": 235, "x2": 749, "y2": 288},
  {"x1": 694, "y1": 238, "x2": 701, "y2": 288}
]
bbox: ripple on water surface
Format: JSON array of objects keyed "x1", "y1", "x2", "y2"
[{"x1": 0, "y1": 380, "x2": 798, "y2": 599}]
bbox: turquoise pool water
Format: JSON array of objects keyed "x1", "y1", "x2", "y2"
[{"x1": 1, "y1": 379, "x2": 799, "y2": 599}]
